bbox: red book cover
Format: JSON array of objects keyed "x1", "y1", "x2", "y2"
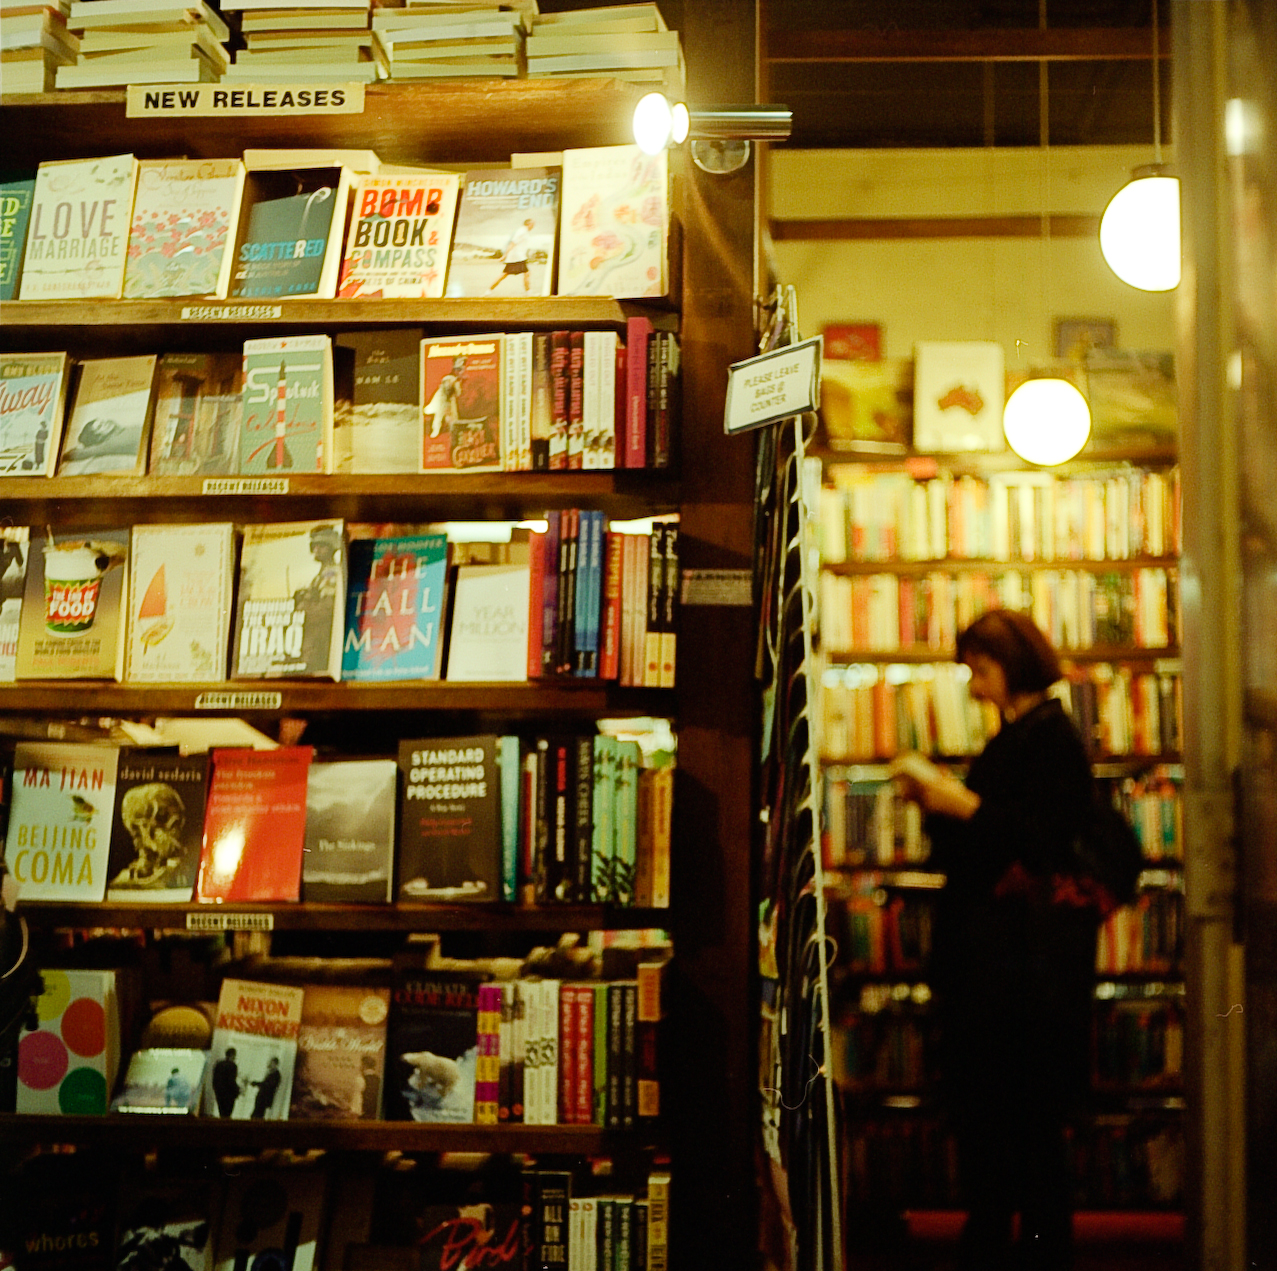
[
  {"x1": 600, "y1": 530, "x2": 622, "y2": 680},
  {"x1": 196, "y1": 746, "x2": 313, "y2": 902},
  {"x1": 526, "y1": 528, "x2": 546, "y2": 680},
  {"x1": 624, "y1": 315, "x2": 652, "y2": 469},
  {"x1": 549, "y1": 331, "x2": 570, "y2": 471},
  {"x1": 567, "y1": 330, "x2": 585, "y2": 470},
  {"x1": 558, "y1": 982, "x2": 577, "y2": 1125},
  {"x1": 574, "y1": 983, "x2": 594, "y2": 1125}
]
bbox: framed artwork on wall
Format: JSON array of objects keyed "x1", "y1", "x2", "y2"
[{"x1": 1054, "y1": 317, "x2": 1118, "y2": 361}]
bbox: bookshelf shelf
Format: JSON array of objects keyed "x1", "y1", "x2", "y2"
[
  {"x1": 0, "y1": 679, "x2": 670, "y2": 716},
  {"x1": 821, "y1": 645, "x2": 1182, "y2": 664},
  {"x1": 0, "y1": 1112, "x2": 654, "y2": 1154},
  {"x1": 823, "y1": 556, "x2": 1181, "y2": 577},
  {"x1": 17, "y1": 900, "x2": 670, "y2": 932},
  {"x1": 813, "y1": 443, "x2": 1180, "y2": 471}
]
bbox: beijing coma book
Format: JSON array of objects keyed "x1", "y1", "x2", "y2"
[
  {"x1": 19, "y1": 153, "x2": 138, "y2": 301},
  {"x1": 126, "y1": 522, "x2": 235, "y2": 683},
  {"x1": 123, "y1": 158, "x2": 247, "y2": 300},
  {"x1": 337, "y1": 173, "x2": 460, "y2": 299},
  {"x1": 3, "y1": 741, "x2": 120, "y2": 902},
  {"x1": 203, "y1": 978, "x2": 305, "y2": 1121},
  {"x1": 196, "y1": 746, "x2": 313, "y2": 902}
]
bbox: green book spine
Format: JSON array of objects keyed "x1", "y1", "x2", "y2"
[
  {"x1": 613, "y1": 739, "x2": 640, "y2": 905},
  {"x1": 0, "y1": 176, "x2": 36, "y2": 302},
  {"x1": 591, "y1": 735, "x2": 617, "y2": 902},
  {"x1": 499, "y1": 735, "x2": 521, "y2": 902}
]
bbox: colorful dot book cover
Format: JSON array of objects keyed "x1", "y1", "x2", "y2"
[
  {"x1": 202, "y1": 978, "x2": 304, "y2": 1121},
  {"x1": 558, "y1": 144, "x2": 667, "y2": 299},
  {"x1": 3, "y1": 741, "x2": 120, "y2": 902},
  {"x1": 16, "y1": 968, "x2": 121, "y2": 1114}
]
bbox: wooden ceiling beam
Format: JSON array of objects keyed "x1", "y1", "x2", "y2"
[
  {"x1": 770, "y1": 215, "x2": 1101, "y2": 241},
  {"x1": 767, "y1": 27, "x2": 1170, "y2": 64}
]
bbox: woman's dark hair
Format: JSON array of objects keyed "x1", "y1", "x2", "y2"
[{"x1": 955, "y1": 608, "x2": 1062, "y2": 693}]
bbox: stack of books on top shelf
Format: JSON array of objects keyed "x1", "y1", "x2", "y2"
[
  {"x1": 526, "y1": 3, "x2": 684, "y2": 94},
  {"x1": 0, "y1": 0, "x2": 77, "y2": 92},
  {"x1": 55, "y1": 0, "x2": 230, "y2": 87},
  {"x1": 371, "y1": 4, "x2": 527, "y2": 80},
  {"x1": 223, "y1": 0, "x2": 382, "y2": 83}
]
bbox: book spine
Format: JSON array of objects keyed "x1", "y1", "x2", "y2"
[
  {"x1": 619, "y1": 532, "x2": 638, "y2": 687},
  {"x1": 574, "y1": 981, "x2": 594, "y2": 1126},
  {"x1": 520, "y1": 750, "x2": 537, "y2": 905},
  {"x1": 649, "y1": 765, "x2": 673, "y2": 909},
  {"x1": 567, "y1": 329, "x2": 585, "y2": 469},
  {"x1": 644, "y1": 527, "x2": 664, "y2": 687},
  {"x1": 615, "y1": 1198, "x2": 633, "y2": 1271},
  {"x1": 550, "y1": 736, "x2": 572, "y2": 902},
  {"x1": 573, "y1": 508, "x2": 594, "y2": 677},
  {"x1": 541, "y1": 980, "x2": 560, "y2": 1126},
  {"x1": 600, "y1": 529, "x2": 623, "y2": 681},
  {"x1": 501, "y1": 322, "x2": 518, "y2": 471},
  {"x1": 624, "y1": 316, "x2": 652, "y2": 468},
  {"x1": 533, "y1": 738, "x2": 551, "y2": 903},
  {"x1": 591, "y1": 736, "x2": 616, "y2": 903},
  {"x1": 621, "y1": 980, "x2": 637, "y2": 1130},
  {"x1": 645, "y1": 328, "x2": 660, "y2": 469},
  {"x1": 582, "y1": 330, "x2": 601, "y2": 471},
  {"x1": 613, "y1": 741, "x2": 639, "y2": 906},
  {"x1": 499, "y1": 735, "x2": 520, "y2": 903},
  {"x1": 511, "y1": 979, "x2": 526, "y2": 1123},
  {"x1": 613, "y1": 338, "x2": 626, "y2": 471},
  {"x1": 654, "y1": 331, "x2": 676, "y2": 469},
  {"x1": 596, "y1": 1198, "x2": 616, "y2": 1271},
  {"x1": 549, "y1": 329, "x2": 570, "y2": 471},
  {"x1": 633, "y1": 768, "x2": 654, "y2": 909},
  {"x1": 527, "y1": 528, "x2": 546, "y2": 679},
  {"x1": 578, "y1": 1198, "x2": 598, "y2": 1271},
  {"x1": 541, "y1": 513, "x2": 560, "y2": 677},
  {"x1": 600, "y1": 330, "x2": 618, "y2": 469},
  {"x1": 516, "y1": 330, "x2": 533, "y2": 471},
  {"x1": 558, "y1": 981, "x2": 576, "y2": 1125},
  {"x1": 573, "y1": 732, "x2": 594, "y2": 903},
  {"x1": 659, "y1": 523, "x2": 678, "y2": 687},
  {"x1": 531, "y1": 332, "x2": 552, "y2": 470},
  {"x1": 606, "y1": 981, "x2": 623, "y2": 1129},
  {"x1": 627, "y1": 533, "x2": 650, "y2": 689},
  {"x1": 498, "y1": 980, "x2": 513, "y2": 1122},
  {"x1": 554, "y1": 509, "x2": 575, "y2": 676},
  {"x1": 475, "y1": 983, "x2": 500, "y2": 1124},
  {"x1": 632, "y1": 1199, "x2": 648, "y2": 1271},
  {"x1": 592, "y1": 981, "x2": 609, "y2": 1125},
  {"x1": 646, "y1": 1173, "x2": 670, "y2": 1271}
]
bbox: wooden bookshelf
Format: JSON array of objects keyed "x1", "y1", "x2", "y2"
[
  {"x1": 823, "y1": 556, "x2": 1181, "y2": 577},
  {"x1": 813, "y1": 442, "x2": 1180, "y2": 471},
  {"x1": 822, "y1": 645, "x2": 1183, "y2": 664}
]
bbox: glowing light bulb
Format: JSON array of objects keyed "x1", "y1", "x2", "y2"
[
  {"x1": 1002, "y1": 378, "x2": 1091, "y2": 466},
  {"x1": 671, "y1": 102, "x2": 690, "y2": 144},
  {"x1": 1099, "y1": 174, "x2": 1181, "y2": 292},
  {"x1": 632, "y1": 93, "x2": 673, "y2": 155}
]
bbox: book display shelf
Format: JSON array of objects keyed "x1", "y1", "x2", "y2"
[
  {"x1": 0, "y1": 64, "x2": 763, "y2": 1271},
  {"x1": 814, "y1": 446, "x2": 1187, "y2": 1216}
]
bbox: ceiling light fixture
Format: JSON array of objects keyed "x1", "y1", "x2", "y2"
[
  {"x1": 1099, "y1": 0, "x2": 1180, "y2": 291},
  {"x1": 631, "y1": 95, "x2": 792, "y2": 171},
  {"x1": 1003, "y1": 376, "x2": 1091, "y2": 466}
]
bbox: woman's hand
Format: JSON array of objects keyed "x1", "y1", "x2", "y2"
[{"x1": 890, "y1": 752, "x2": 981, "y2": 820}]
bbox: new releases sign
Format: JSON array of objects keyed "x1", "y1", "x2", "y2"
[
  {"x1": 127, "y1": 84, "x2": 365, "y2": 118},
  {"x1": 724, "y1": 336, "x2": 822, "y2": 435}
]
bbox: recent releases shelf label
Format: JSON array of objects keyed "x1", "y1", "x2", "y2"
[
  {"x1": 201, "y1": 478, "x2": 289, "y2": 496},
  {"x1": 185, "y1": 911, "x2": 275, "y2": 931},
  {"x1": 194, "y1": 690, "x2": 283, "y2": 710},
  {"x1": 181, "y1": 305, "x2": 283, "y2": 321}
]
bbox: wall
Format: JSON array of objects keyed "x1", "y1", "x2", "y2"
[{"x1": 769, "y1": 146, "x2": 1176, "y2": 359}]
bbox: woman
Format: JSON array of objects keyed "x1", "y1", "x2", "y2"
[{"x1": 892, "y1": 609, "x2": 1100, "y2": 1271}]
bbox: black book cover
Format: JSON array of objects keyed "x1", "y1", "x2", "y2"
[
  {"x1": 105, "y1": 748, "x2": 209, "y2": 902},
  {"x1": 533, "y1": 1170, "x2": 570, "y2": 1271},
  {"x1": 615, "y1": 1198, "x2": 633, "y2": 1271},
  {"x1": 301, "y1": 757, "x2": 396, "y2": 903},
  {"x1": 596, "y1": 1198, "x2": 616, "y2": 1271},
  {"x1": 396, "y1": 736, "x2": 500, "y2": 901},
  {"x1": 632, "y1": 1198, "x2": 648, "y2": 1271},
  {"x1": 572, "y1": 733, "x2": 593, "y2": 904},
  {"x1": 385, "y1": 969, "x2": 487, "y2": 1123}
]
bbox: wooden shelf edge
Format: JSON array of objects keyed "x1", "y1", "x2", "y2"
[
  {"x1": 822, "y1": 646, "x2": 1182, "y2": 664},
  {"x1": 824, "y1": 556, "x2": 1180, "y2": 575}
]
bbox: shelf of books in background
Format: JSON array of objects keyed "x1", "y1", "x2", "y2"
[{"x1": 812, "y1": 339, "x2": 1186, "y2": 1216}]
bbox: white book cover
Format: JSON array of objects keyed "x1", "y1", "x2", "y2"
[
  {"x1": 912, "y1": 341, "x2": 1007, "y2": 453},
  {"x1": 514, "y1": 330, "x2": 533, "y2": 471},
  {"x1": 57, "y1": 355, "x2": 157, "y2": 476},
  {"x1": 559, "y1": 144, "x2": 667, "y2": 299},
  {"x1": 126, "y1": 522, "x2": 235, "y2": 683},
  {"x1": 444, "y1": 563, "x2": 530, "y2": 682},
  {"x1": 204, "y1": 978, "x2": 304, "y2": 1121},
  {"x1": 123, "y1": 159, "x2": 246, "y2": 300},
  {"x1": 19, "y1": 154, "x2": 137, "y2": 301},
  {"x1": 583, "y1": 329, "x2": 617, "y2": 469},
  {"x1": 0, "y1": 527, "x2": 29, "y2": 682}
]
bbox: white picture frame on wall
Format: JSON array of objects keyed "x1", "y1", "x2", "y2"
[{"x1": 913, "y1": 341, "x2": 1007, "y2": 453}]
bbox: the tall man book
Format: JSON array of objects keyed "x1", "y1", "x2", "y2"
[
  {"x1": 231, "y1": 519, "x2": 345, "y2": 680},
  {"x1": 19, "y1": 153, "x2": 138, "y2": 301},
  {"x1": 203, "y1": 978, "x2": 304, "y2": 1121},
  {"x1": 0, "y1": 351, "x2": 71, "y2": 477},
  {"x1": 3, "y1": 741, "x2": 120, "y2": 902}
]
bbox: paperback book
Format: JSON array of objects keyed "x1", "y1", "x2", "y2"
[
  {"x1": 396, "y1": 735, "x2": 501, "y2": 901},
  {"x1": 196, "y1": 746, "x2": 312, "y2": 902},
  {"x1": 19, "y1": 153, "x2": 138, "y2": 301},
  {"x1": 213, "y1": 1170, "x2": 325, "y2": 1271},
  {"x1": 301, "y1": 757, "x2": 397, "y2": 903},
  {"x1": 333, "y1": 328, "x2": 422, "y2": 473},
  {"x1": 446, "y1": 166, "x2": 560, "y2": 298},
  {"x1": 559, "y1": 144, "x2": 667, "y2": 299},
  {"x1": 0, "y1": 351, "x2": 71, "y2": 477},
  {"x1": 1085, "y1": 349, "x2": 1178, "y2": 448},
  {"x1": 3, "y1": 741, "x2": 120, "y2": 902},
  {"x1": 385, "y1": 969, "x2": 486, "y2": 1122},
  {"x1": 105, "y1": 748, "x2": 210, "y2": 901},
  {"x1": 337, "y1": 173, "x2": 460, "y2": 298},
  {"x1": 0, "y1": 526, "x2": 28, "y2": 682},
  {"x1": 149, "y1": 352, "x2": 243, "y2": 476},
  {"x1": 113, "y1": 1176, "x2": 216, "y2": 1271},
  {"x1": 57, "y1": 354, "x2": 157, "y2": 476},
  {"x1": 126, "y1": 522, "x2": 235, "y2": 683},
  {"x1": 111, "y1": 1047, "x2": 208, "y2": 1114},
  {"x1": 123, "y1": 158, "x2": 246, "y2": 299},
  {"x1": 342, "y1": 532, "x2": 448, "y2": 681},
  {"x1": 14, "y1": 526, "x2": 130, "y2": 681},
  {"x1": 231, "y1": 519, "x2": 345, "y2": 680},
  {"x1": 420, "y1": 334, "x2": 503, "y2": 472},
  {"x1": 203, "y1": 978, "x2": 304, "y2": 1120},
  {"x1": 239, "y1": 334, "x2": 334, "y2": 475},
  {"x1": 289, "y1": 984, "x2": 390, "y2": 1119},
  {"x1": 0, "y1": 172, "x2": 36, "y2": 301},
  {"x1": 444, "y1": 562, "x2": 530, "y2": 682}
]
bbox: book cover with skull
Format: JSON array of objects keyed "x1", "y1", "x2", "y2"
[
  {"x1": 127, "y1": 523, "x2": 235, "y2": 684},
  {"x1": 106, "y1": 748, "x2": 210, "y2": 902}
]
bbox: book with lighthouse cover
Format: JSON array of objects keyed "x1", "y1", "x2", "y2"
[
  {"x1": 126, "y1": 522, "x2": 235, "y2": 683},
  {"x1": 238, "y1": 335, "x2": 334, "y2": 475}
]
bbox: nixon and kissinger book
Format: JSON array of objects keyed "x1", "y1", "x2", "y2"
[{"x1": 203, "y1": 977, "x2": 304, "y2": 1121}]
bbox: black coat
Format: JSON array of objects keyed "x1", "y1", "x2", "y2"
[{"x1": 925, "y1": 697, "x2": 1100, "y2": 1120}]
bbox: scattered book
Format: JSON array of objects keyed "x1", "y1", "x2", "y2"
[
  {"x1": 203, "y1": 977, "x2": 304, "y2": 1120},
  {"x1": 289, "y1": 984, "x2": 390, "y2": 1119},
  {"x1": 14, "y1": 526, "x2": 130, "y2": 681},
  {"x1": 337, "y1": 173, "x2": 460, "y2": 299},
  {"x1": 111, "y1": 1047, "x2": 208, "y2": 1113},
  {"x1": 0, "y1": 525, "x2": 28, "y2": 681},
  {"x1": 19, "y1": 153, "x2": 138, "y2": 302},
  {"x1": 446, "y1": 166, "x2": 559, "y2": 298},
  {"x1": 126, "y1": 521, "x2": 235, "y2": 683},
  {"x1": 239, "y1": 334, "x2": 335, "y2": 475},
  {"x1": 123, "y1": 158, "x2": 246, "y2": 300},
  {"x1": 0, "y1": 171, "x2": 36, "y2": 301},
  {"x1": 333, "y1": 328, "x2": 422, "y2": 473},
  {"x1": 196, "y1": 746, "x2": 312, "y2": 902},
  {"x1": 213, "y1": 1169, "x2": 326, "y2": 1271},
  {"x1": 342, "y1": 531, "x2": 448, "y2": 681},
  {"x1": 396, "y1": 735, "x2": 501, "y2": 901},
  {"x1": 420, "y1": 333, "x2": 503, "y2": 472},
  {"x1": 559, "y1": 144, "x2": 668, "y2": 299},
  {"x1": 301, "y1": 757, "x2": 396, "y2": 903},
  {"x1": 105, "y1": 747, "x2": 209, "y2": 901},
  {"x1": 0, "y1": 350, "x2": 71, "y2": 477},
  {"x1": 231, "y1": 519, "x2": 345, "y2": 680},
  {"x1": 149, "y1": 351, "x2": 243, "y2": 476},
  {"x1": 444, "y1": 561, "x2": 530, "y2": 682},
  {"x1": 57, "y1": 354, "x2": 157, "y2": 476}
]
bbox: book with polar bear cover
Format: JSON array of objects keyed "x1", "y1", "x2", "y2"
[{"x1": 385, "y1": 968, "x2": 488, "y2": 1122}]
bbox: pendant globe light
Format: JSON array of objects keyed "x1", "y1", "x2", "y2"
[{"x1": 1099, "y1": 0, "x2": 1180, "y2": 291}]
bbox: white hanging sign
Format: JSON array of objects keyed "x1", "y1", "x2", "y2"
[{"x1": 723, "y1": 336, "x2": 822, "y2": 435}]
